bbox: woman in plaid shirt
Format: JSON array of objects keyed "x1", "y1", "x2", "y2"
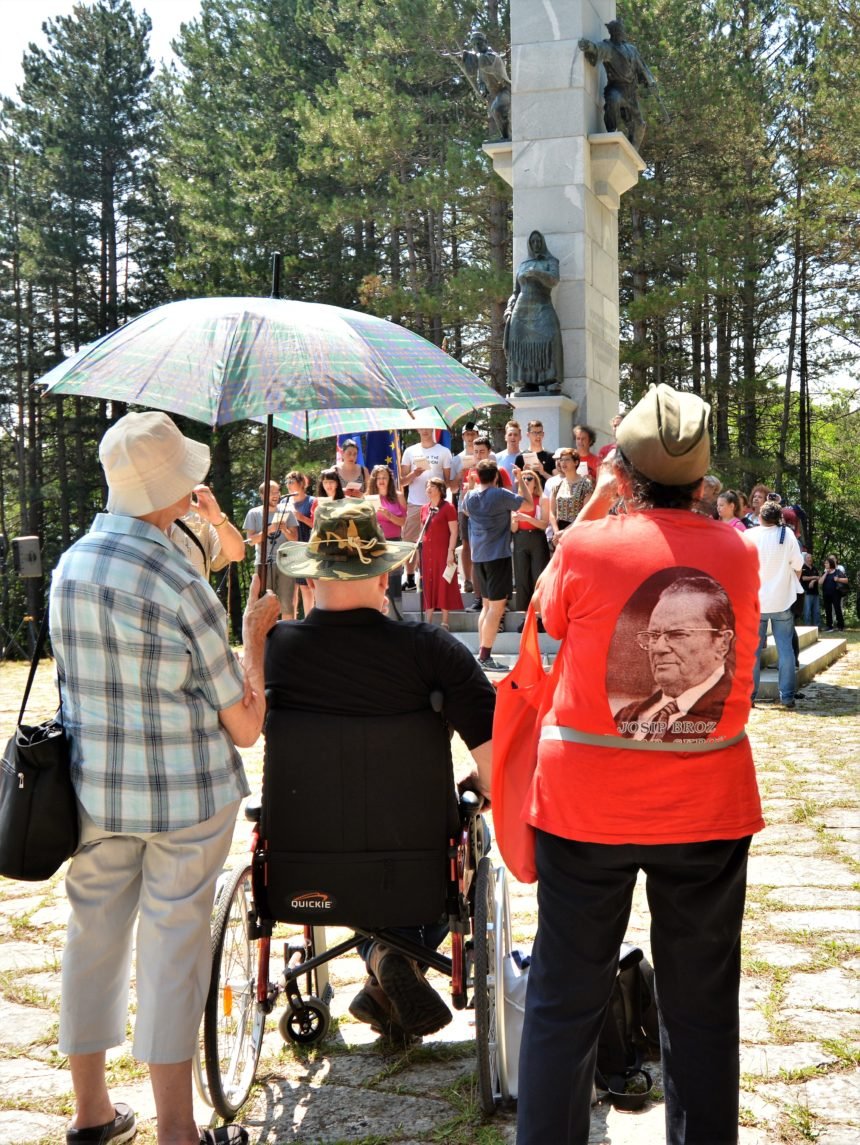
[{"x1": 50, "y1": 412, "x2": 279, "y2": 1145}]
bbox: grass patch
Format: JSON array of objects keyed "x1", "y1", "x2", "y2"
[
  {"x1": 0, "y1": 970, "x2": 59, "y2": 1010},
  {"x1": 820, "y1": 1037, "x2": 860, "y2": 1068},
  {"x1": 431, "y1": 1074, "x2": 509, "y2": 1144},
  {"x1": 777, "y1": 1101, "x2": 820, "y2": 1142},
  {"x1": 105, "y1": 1050, "x2": 149, "y2": 1086}
]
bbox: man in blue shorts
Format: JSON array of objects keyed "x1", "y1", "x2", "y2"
[{"x1": 462, "y1": 458, "x2": 532, "y2": 670}]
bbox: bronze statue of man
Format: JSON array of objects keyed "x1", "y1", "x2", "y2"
[
  {"x1": 457, "y1": 31, "x2": 511, "y2": 142},
  {"x1": 578, "y1": 19, "x2": 657, "y2": 152},
  {"x1": 504, "y1": 231, "x2": 564, "y2": 395}
]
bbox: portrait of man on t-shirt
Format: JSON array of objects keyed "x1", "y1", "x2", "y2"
[{"x1": 610, "y1": 570, "x2": 736, "y2": 743}]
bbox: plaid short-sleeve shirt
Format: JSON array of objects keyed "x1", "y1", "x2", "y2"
[{"x1": 49, "y1": 514, "x2": 249, "y2": 833}]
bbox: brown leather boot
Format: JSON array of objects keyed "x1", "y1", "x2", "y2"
[
  {"x1": 348, "y1": 976, "x2": 415, "y2": 1044},
  {"x1": 366, "y1": 943, "x2": 451, "y2": 1037}
]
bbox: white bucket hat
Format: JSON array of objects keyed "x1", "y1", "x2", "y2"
[{"x1": 99, "y1": 411, "x2": 211, "y2": 516}]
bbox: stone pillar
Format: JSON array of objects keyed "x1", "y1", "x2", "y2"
[{"x1": 485, "y1": 2, "x2": 645, "y2": 453}]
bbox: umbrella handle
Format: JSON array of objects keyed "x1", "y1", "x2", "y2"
[{"x1": 259, "y1": 414, "x2": 275, "y2": 596}]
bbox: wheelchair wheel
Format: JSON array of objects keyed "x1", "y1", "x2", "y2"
[
  {"x1": 279, "y1": 996, "x2": 331, "y2": 1045},
  {"x1": 473, "y1": 858, "x2": 513, "y2": 1113},
  {"x1": 203, "y1": 864, "x2": 266, "y2": 1119}
]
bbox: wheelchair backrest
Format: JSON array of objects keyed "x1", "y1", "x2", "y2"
[{"x1": 258, "y1": 706, "x2": 459, "y2": 927}]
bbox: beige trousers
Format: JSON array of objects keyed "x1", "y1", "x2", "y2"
[{"x1": 58, "y1": 799, "x2": 239, "y2": 1063}]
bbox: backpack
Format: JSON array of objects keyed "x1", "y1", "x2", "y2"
[{"x1": 595, "y1": 943, "x2": 661, "y2": 1110}]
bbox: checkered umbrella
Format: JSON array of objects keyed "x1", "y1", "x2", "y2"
[{"x1": 39, "y1": 296, "x2": 507, "y2": 427}]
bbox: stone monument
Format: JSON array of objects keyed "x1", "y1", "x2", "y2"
[{"x1": 483, "y1": 2, "x2": 647, "y2": 453}]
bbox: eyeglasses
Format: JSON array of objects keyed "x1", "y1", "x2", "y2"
[
  {"x1": 522, "y1": 476, "x2": 536, "y2": 482},
  {"x1": 636, "y1": 628, "x2": 725, "y2": 650}
]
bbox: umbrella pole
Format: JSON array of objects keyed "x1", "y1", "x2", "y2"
[{"x1": 260, "y1": 414, "x2": 274, "y2": 595}]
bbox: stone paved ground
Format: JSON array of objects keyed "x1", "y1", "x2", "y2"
[{"x1": 0, "y1": 636, "x2": 857, "y2": 1145}]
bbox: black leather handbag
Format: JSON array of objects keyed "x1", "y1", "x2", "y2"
[{"x1": 0, "y1": 613, "x2": 79, "y2": 881}]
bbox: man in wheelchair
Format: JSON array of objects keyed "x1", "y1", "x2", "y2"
[{"x1": 265, "y1": 498, "x2": 495, "y2": 1041}]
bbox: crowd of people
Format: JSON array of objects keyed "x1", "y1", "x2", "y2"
[{"x1": 182, "y1": 421, "x2": 851, "y2": 680}]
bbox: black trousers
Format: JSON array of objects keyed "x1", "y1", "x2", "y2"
[
  {"x1": 822, "y1": 592, "x2": 845, "y2": 630},
  {"x1": 513, "y1": 528, "x2": 550, "y2": 611},
  {"x1": 517, "y1": 830, "x2": 751, "y2": 1145}
]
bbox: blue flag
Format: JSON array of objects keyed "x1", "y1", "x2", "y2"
[{"x1": 364, "y1": 430, "x2": 398, "y2": 473}]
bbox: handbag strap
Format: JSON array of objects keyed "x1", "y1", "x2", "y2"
[{"x1": 18, "y1": 611, "x2": 51, "y2": 726}]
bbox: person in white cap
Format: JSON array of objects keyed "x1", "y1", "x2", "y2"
[
  {"x1": 49, "y1": 411, "x2": 280, "y2": 1145},
  {"x1": 516, "y1": 385, "x2": 763, "y2": 1145}
]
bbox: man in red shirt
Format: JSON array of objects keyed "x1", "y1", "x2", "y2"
[{"x1": 517, "y1": 384, "x2": 762, "y2": 1145}]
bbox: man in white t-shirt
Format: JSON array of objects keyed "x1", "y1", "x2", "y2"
[
  {"x1": 400, "y1": 428, "x2": 453, "y2": 590},
  {"x1": 495, "y1": 420, "x2": 522, "y2": 481}
]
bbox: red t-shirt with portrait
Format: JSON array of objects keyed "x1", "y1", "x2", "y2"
[{"x1": 526, "y1": 510, "x2": 764, "y2": 844}]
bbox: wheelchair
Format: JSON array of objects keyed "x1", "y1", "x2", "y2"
[{"x1": 196, "y1": 703, "x2": 515, "y2": 1121}]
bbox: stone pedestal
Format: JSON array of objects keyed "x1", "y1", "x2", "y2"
[
  {"x1": 505, "y1": 1, "x2": 642, "y2": 453},
  {"x1": 509, "y1": 393, "x2": 578, "y2": 454}
]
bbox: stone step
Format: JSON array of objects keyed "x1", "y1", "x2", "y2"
[
  {"x1": 394, "y1": 597, "x2": 848, "y2": 698},
  {"x1": 756, "y1": 635, "x2": 848, "y2": 700},
  {"x1": 760, "y1": 625, "x2": 821, "y2": 666}
]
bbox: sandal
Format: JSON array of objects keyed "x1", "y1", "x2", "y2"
[
  {"x1": 441, "y1": 622, "x2": 450, "y2": 630},
  {"x1": 199, "y1": 1128, "x2": 249, "y2": 1145}
]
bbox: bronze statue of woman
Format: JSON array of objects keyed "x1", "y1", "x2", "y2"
[{"x1": 503, "y1": 230, "x2": 564, "y2": 394}]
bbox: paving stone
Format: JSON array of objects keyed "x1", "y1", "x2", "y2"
[
  {"x1": 0, "y1": 1056, "x2": 72, "y2": 1098},
  {"x1": 0, "y1": 994, "x2": 56, "y2": 1046},
  {"x1": 0, "y1": 1110, "x2": 68, "y2": 1144},
  {"x1": 748, "y1": 856, "x2": 857, "y2": 887},
  {"x1": 764, "y1": 887, "x2": 860, "y2": 908},
  {"x1": 757, "y1": 1072, "x2": 860, "y2": 1126},
  {"x1": 0, "y1": 940, "x2": 60, "y2": 972},
  {"x1": 780, "y1": 1009, "x2": 860, "y2": 1040},
  {"x1": 816, "y1": 1129, "x2": 860, "y2": 1145},
  {"x1": 250, "y1": 1081, "x2": 453, "y2": 1142},
  {"x1": 753, "y1": 823, "x2": 819, "y2": 847},
  {"x1": 768, "y1": 910, "x2": 859, "y2": 933},
  {"x1": 745, "y1": 942, "x2": 814, "y2": 969},
  {"x1": 739, "y1": 1042, "x2": 839, "y2": 1077},
  {"x1": 0, "y1": 894, "x2": 44, "y2": 918},
  {"x1": 783, "y1": 968, "x2": 860, "y2": 1011},
  {"x1": 820, "y1": 809, "x2": 860, "y2": 829},
  {"x1": 830, "y1": 838, "x2": 860, "y2": 861},
  {"x1": 29, "y1": 901, "x2": 71, "y2": 928}
]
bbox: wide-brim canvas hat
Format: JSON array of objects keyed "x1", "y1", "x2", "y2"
[
  {"x1": 277, "y1": 498, "x2": 415, "y2": 581},
  {"x1": 616, "y1": 383, "x2": 711, "y2": 485},
  {"x1": 100, "y1": 410, "x2": 210, "y2": 516}
]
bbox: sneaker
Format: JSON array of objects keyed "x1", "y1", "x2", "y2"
[
  {"x1": 367, "y1": 943, "x2": 451, "y2": 1036},
  {"x1": 778, "y1": 699, "x2": 796, "y2": 710},
  {"x1": 468, "y1": 599, "x2": 483, "y2": 611},
  {"x1": 479, "y1": 657, "x2": 504, "y2": 672},
  {"x1": 402, "y1": 576, "x2": 417, "y2": 592},
  {"x1": 67, "y1": 1105, "x2": 136, "y2": 1145}
]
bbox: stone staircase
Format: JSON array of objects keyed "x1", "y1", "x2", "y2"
[{"x1": 394, "y1": 590, "x2": 848, "y2": 695}]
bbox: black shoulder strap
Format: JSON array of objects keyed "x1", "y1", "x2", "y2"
[
  {"x1": 173, "y1": 517, "x2": 209, "y2": 574},
  {"x1": 19, "y1": 611, "x2": 51, "y2": 725},
  {"x1": 779, "y1": 526, "x2": 785, "y2": 544}
]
